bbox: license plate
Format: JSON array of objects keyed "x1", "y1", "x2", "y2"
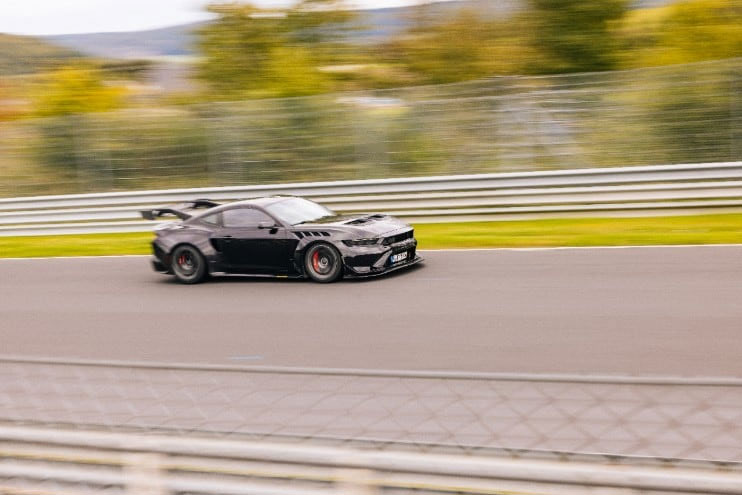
[{"x1": 390, "y1": 252, "x2": 408, "y2": 264}]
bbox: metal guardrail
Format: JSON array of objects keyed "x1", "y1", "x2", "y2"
[
  {"x1": 2, "y1": 424, "x2": 742, "y2": 495},
  {"x1": 4, "y1": 357, "x2": 742, "y2": 493},
  {"x1": 1, "y1": 161, "x2": 741, "y2": 236}
]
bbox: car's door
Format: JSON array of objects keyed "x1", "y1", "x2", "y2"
[{"x1": 212, "y1": 207, "x2": 291, "y2": 274}]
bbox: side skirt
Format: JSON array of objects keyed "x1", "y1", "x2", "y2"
[{"x1": 208, "y1": 272, "x2": 306, "y2": 280}]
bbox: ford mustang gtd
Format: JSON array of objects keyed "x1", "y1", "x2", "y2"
[{"x1": 141, "y1": 197, "x2": 422, "y2": 283}]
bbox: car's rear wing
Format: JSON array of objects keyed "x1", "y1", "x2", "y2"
[{"x1": 140, "y1": 199, "x2": 219, "y2": 221}]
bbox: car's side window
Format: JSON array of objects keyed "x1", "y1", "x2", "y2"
[
  {"x1": 200, "y1": 213, "x2": 221, "y2": 226},
  {"x1": 222, "y1": 208, "x2": 272, "y2": 228}
]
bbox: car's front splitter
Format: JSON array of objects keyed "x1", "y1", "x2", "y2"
[{"x1": 343, "y1": 255, "x2": 424, "y2": 278}]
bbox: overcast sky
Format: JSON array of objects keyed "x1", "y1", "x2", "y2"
[{"x1": 0, "y1": 0, "x2": 435, "y2": 36}]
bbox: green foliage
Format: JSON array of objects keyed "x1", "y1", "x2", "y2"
[
  {"x1": 197, "y1": 1, "x2": 355, "y2": 98},
  {"x1": 610, "y1": 0, "x2": 741, "y2": 164},
  {"x1": 616, "y1": 0, "x2": 742, "y2": 68},
  {"x1": 382, "y1": 8, "x2": 531, "y2": 84},
  {"x1": 527, "y1": 0, "x2": 630, "y2": 73},
  {"x1": 31, "y1": 67, "x2": 126, "y2": 174},
  {"x1": 33, "y1": 66, "x2": 124, "y2": 117}
]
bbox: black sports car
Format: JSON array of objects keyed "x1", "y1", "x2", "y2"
[{"x1": 141, "y1": 197, "x2": 422, "y2": 284}]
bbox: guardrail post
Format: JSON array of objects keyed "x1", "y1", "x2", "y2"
[
  {"x1": 336, "y1": 468, "x2": 377, "y2": 495},
  {"x1": 124, "y1": 453, "x2": 167, "y2": 495}
]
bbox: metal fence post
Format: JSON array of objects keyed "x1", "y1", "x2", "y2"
[
  {"x1": 124, "y1": 453, "x2": 167, "y2": 495},
  {"x1": 336, "y1": 468, "x2": 377, "y2": 495}
]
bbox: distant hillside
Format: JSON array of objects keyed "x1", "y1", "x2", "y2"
[
  {"x1": 41, "y1": 0, "x2": 678, "y2": 60},
  {"x1": 0, "y1": 33, "x2": 82, "y2": 75},
  {"x1": 46, "y1": 22, "x2": 201, "y2": 60},
  {"x1": 41, "y1": 0, "x2": 517, "y2": 60}
]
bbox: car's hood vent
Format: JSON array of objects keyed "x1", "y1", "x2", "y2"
[
  {"x1": 345, "y1": 214, "x2": 387, "y2": 225},
  {"x1": 294, "y1": 231, "x2": 330, "y2": 239}
]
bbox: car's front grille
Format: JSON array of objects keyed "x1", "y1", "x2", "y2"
[
  {"x1": 346, "y1": 253, "x2": 383, "y2": 267},
  {"x1": 383, "y1": 229, "x2": 414, "y2": 245}
]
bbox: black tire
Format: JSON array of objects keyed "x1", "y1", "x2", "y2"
[
  {"x1": 171, "y1": 245, "x2": 207, "y2": 284},
  {"x1": 304, "y1": 243, "x2": 343, "y2": 283}
]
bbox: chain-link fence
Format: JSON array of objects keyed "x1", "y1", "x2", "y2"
[
  {"x1": 1, "y1": 59, "x2": 740, "y2": 198},
  {"x1": 2, "y1": 359, "x2": 742, "y2": 462}
]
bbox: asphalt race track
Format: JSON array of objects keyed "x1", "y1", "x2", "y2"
[{"x1": 1, "y1": 246, "x2": 741, "y2": 376}]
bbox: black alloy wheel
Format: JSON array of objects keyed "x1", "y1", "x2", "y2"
[
  {"x1": 304, "y1": 243, "x2": 343, "y2": 283},
  {"x1": 171, "y1": 245, "x2": 207, "y2": 284}
]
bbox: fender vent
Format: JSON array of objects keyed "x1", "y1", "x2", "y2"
[{"x1": 294, "y1": 231, "x2": 330, "y2": 239}]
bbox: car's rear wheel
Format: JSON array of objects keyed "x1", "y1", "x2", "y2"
[
  {"x1": 304, "y1": 243, "x2": 343, "y2": 283},
  {"x1": 171, "y1": 245, "x2": 207, "y2": 284}
]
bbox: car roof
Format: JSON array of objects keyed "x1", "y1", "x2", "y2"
[
  {"x1": 189, "y1": 196, "x2": 293, "y2": 219},
  {"x1": 228, "y1": 196, "x2": 293, "y2": 208}
]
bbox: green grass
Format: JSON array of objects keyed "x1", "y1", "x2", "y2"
[
  {"x1": 0, "y1": 232, "x2": 153, "y2": 258},
  {"x1": 413, "y1": 214, "x2": 742, "y2": 249},
  {"x1": 1, "y1": 214, "x2": 741, "y2": 258}
]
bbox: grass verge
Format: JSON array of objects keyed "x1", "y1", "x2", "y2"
[{"x1": 0, "y1": 213, "x2": 740, "y2": 258}]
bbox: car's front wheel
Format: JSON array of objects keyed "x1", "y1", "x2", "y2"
[
  {"x1": 171, "y1": 245, "x2": 207, "y2": 284},
  {"x1": 304, "y1": 243, "x2": 343, "y2": 283}
]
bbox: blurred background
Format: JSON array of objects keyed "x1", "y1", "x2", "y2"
[
  {"x1": 2, "y1": 3, "x2": 742, "y2": 493},
  {"x1": 0, "y1": 0, "x2": 739, "y2": 198}
]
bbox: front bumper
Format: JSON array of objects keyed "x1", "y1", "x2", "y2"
[
  {"x1": 342, "y1": 236, "x2": 421, "y2": 277},
  {"x1": 345, "y1": 254, "x2": 424, "y2": 278}
]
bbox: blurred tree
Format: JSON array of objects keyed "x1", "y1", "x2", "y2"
[
  {"x1": 0, "y1": 80, "x2": 26, "y2": 121},
  {"x1": 528, "y1": 0, "x2": 630, "y2": 73},
  {"x1": 33, "y1": 66, "x2": 124, "y2": 116},
  {"x1": 615, "y1": 0, "x2": 742, "y2": 68},
  {"x1": 196, "y1": 1, "x2": 355, "y2": 98},
  {"x1": 611, "y1": 1, "x2": 741, "y2": 164},
  {"x1": 31, "y1": 66, "x2": 125, "y2": 181},
  {"x1": 383, "y1": 8, "x2": 531, "y2": 84}
]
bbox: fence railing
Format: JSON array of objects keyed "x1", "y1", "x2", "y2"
[
  {"x1": 2, "y1": 59, "x2": 740, "y2": 198},
  {"x1": 2, "y1": 357, "x2": 742, "y2": 463},
  {"x1": 2, "y1": 424, "x2": 742, "y2": 495},
  {"x1": 1, "y1": 161, "x2": 741, "y2": 236}
]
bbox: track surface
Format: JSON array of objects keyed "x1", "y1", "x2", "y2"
[{"x1": 1, "y1": 247, "x2": 741, "y2": 376}]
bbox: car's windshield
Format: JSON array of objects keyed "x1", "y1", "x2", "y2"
[{"x1": 265, "y1": 198, "x2": 336, "y2": 225}]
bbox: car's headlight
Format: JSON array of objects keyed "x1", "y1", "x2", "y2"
[{"x1": 342, "y1": 238, "x2": 379, "y2": 247}]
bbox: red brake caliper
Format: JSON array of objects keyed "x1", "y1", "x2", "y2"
[{"x1": 312, "y1": 251, "x2": 321, "y2": 272}]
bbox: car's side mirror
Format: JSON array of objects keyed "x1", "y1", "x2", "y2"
[{"x1": 258, "y1": 221, "x2": 277, "y2": 229}]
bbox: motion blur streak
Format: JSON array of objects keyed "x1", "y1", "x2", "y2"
[{"x1": 2, "y1": 59, "x2": 739, "y2": 198}]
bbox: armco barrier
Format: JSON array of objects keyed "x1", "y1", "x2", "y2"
[
  {"x1": 0, "y1": 161, "x2": 741, "y2": 236},
  {"x1": 2, "y1": 424, "x2": 742, "y2": 495}
]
